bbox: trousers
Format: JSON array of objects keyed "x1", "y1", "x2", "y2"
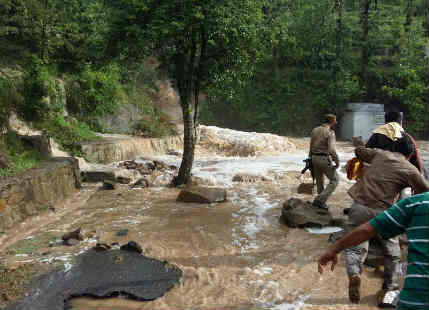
[
  {"x1": 344, "y1": 202, "x2": 401, "y2": 290},
  {"x1": 311, "y1": 154, "x2": 339, "y2": 204}
]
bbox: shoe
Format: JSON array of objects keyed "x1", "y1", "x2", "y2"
[
  {"x1": 312, "y1": 199, "x2": 329, "y2": 210},
  {"x1": 377, "y1": 289, "x2": 399, "y2": 308},
  {"x1": 348, "y1": 274, "x2": 361, "y2": 304}
]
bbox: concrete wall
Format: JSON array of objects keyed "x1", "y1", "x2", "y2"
[{"x1": 339, "y1": 103, "x2": 385, "y2": 141}]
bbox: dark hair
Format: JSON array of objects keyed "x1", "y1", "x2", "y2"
[
  {"x1": 385, "y1": 111, "x2": 402, "y2": 123},
  {"x1": 395, "y1": 134, "x2": 415, "y2": 157}
]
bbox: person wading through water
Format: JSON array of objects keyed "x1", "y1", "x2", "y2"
[
  {"x1": 317, "y1": 190, "x2": 429, "y2": 310},
  {"x1": 308, "y1": 114, "x2": 340, "y2": 210},
  {"x1": 328, "y1": 134, "x2": 429, "y2": 307}
]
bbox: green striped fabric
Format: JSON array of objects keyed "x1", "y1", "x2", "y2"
[{"x1": 369, "y1": 192, "x2": 429, "y2": 310}]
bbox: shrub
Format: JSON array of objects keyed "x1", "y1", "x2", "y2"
[
  {"x1": 0, "y1": 73, "x2": 23, "y2": 131},
  {"x1": 67, "y1": 64, "x2": 123, "y2": 119},
  {"x1": 0, "y1": 131, "x2": 42, "y2": 177},
  {"x1": 39, "y1": 114, "x2": 97, "y2": 156},
  {"x1": 129, "y1": 86, "x2": 177, "y2": 138}
]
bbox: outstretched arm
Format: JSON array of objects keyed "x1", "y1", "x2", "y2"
[{"x1": 317, "y1": 223, "x2": 377, "y2": 274}]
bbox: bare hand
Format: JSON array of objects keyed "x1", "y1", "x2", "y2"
[{"x1": 317, "y1": 249, "x2": 338, "y2": 274}]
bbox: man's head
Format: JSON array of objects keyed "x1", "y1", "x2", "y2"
[
  {"x1": 385, "y1": 111, "x2": 402, "y2": 124},
  {"x1": 395, "y1": 134, "x2": 415, "y2": 159},
  {"x1": 325, "y1": 114, "x2": 337, "y2": 127}
]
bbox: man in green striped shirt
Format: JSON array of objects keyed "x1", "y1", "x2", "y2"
[{"x1": 317, "y1": 192, "x2": 429, "y2": 309}]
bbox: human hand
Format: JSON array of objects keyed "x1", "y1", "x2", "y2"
[{"x1": 317, "y1": 249, "x2": 338, "y2": 274}]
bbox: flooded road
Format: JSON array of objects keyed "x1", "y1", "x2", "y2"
[{"x1": 1, "y1": 137, "x2": 428, "y2": 310}]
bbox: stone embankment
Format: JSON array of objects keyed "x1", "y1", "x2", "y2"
[
  {"x1": 79, "y1": 125, "x2": 296, "y2": 164},
  {"x1": 80, "y1": 134, "x2": 184, "y2": 164},
  {"x1": 0, "y1": 158, "x2": 80, "y2": 230}
]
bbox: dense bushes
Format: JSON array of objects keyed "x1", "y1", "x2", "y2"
[
  {"x1": 0, "y1": 73, "x2": 23, "y2": 132},
  {"x1": 0, "y1": 131, "x2": 42, "y2": 177},
  {"x1": 67, "y1": 64, "x2": 123, "y2": 119},
  {"x1": 18, "y1": 58, "x2": 63, "y2": 122}
]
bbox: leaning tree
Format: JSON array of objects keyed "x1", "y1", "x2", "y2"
[{"x1": 109, "y1": 0, "x2": 264, "y2": 185}]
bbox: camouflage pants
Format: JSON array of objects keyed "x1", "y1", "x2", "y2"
[
  {"x1": 311, "y1": 155, "x2": 339, "y2": 204},
  {"x1": 344, "y1": 202, "x2": 401, "y2": 290}
]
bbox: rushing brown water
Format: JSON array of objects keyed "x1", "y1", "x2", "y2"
[{"x1": 2, "y1": 137, "x2": 428, "y2": 310}]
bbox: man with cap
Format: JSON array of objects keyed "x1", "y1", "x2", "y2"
[{"x1": 308, "y1": 114, "x2": 340, "y2": 210}]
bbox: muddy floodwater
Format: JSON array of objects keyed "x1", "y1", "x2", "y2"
[{"x1": 1, "y1": 139, "x2": 428, "y2": 310}]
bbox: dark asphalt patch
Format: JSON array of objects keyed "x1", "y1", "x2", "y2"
[{"x1": 3, "y1": 248, "x2": 182, "y2": 310}]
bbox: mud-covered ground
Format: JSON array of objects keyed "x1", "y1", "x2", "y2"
[{"x1": 0, "y1": 137, "x2": 428, "y2": 310}]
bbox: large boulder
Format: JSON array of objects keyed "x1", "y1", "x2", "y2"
[
  {"x1": 80, "y1": 165, "x2": 135, "y2": 184},
  {"x1": 177, "y1": 186, "x2": 227, "y2": 203},
  {"x1": 281, "y1": 197, "x2": 334, "y2": 228},
  {"x1": 232, "y1": 173, "x2": 269, "y2": 183},
  {"x1": 297, "y1": 182, "x2": 314, "y2": 195},
  {"x1": 4, "y1": 246, "x2": 182, "y2": 310}
]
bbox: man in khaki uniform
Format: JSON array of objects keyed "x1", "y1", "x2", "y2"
[
  {"x1": 309, "y1": 114, "x2": 340, "y2": 210},
  {"x1": 343, "y1": 135, "x2": 429, "y2": 306}
]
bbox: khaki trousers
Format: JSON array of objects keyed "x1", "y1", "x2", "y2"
[{"x1": 311, "y1": 154, "x2": 339, "y2": 204}]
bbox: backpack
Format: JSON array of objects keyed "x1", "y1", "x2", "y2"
[{"x1": 346, "y1": 157, "x2": 365, "y2": 180}]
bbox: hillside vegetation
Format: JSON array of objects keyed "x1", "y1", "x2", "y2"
[
  {"x1": 202, "y1": 0, "x2": 429, "y2": 137},
  {"x1": 0, "y1": 0, "x2": 428, "y2": 177}
]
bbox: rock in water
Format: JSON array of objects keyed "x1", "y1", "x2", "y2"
[
  {"x1": 297, "y1": 182, "x2": 314, "y2": 194},
  {"x1": 120, "y1": 241, "x2": 143, "y2": 254},
  {"x1": 177, "y1": 186, "x2": 227, "y2": 203},
  {"x1": 62, "y1": 227, "x2": 84, "y2": 242},
  {"x1": 103, "y1": 179, "x2": 116, "y2": 190},
  {"x1": 281, "y1": 197, "x2": 333, "y2": 228},
  {"x1": 3, "y1": 247, "x2": 182, "y2": 310}
]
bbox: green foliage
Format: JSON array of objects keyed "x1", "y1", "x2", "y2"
[
  {"x1": 0, "y1": 131, "x2": 42, "y2": 177},
  {"x1": 67, "y1": 64, "x2": 123, "y2": 119},
  {"x1": 2, "y1": 0, "x2": 429, "y2": 139},
  {"x1": 203, "y1": 0, "x2": 361, "y2": 135},
  {"x1": 0, "y1": 73, "x2": 23, "y2": 131},
  {"x1": 135, "y1": 113, "x2": 177, "y2": 138},
  {"x1": 127, "y1": 86, "x2": 177, "y2": 138},
  {"x1": 382, "y1": 65, "x2": 428, "y2": 134},
  {"x1": 19, "y1": 57, "x2": 61, "y2": 122},
  {"x1": 202, "y1": 0, "x2": 429, "y2": 136},
  {"x1": 39, "y1": 114, "x2": 97, "y2": 156},
  {"x1": 110, "y1": 0, "x2": 265, "y2": 106}
]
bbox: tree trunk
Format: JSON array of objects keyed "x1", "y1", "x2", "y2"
[
  {"x1": 174, "y1": 99, "x2": 196, "y2": 186},
  {"x1": 334, "y1": 0, "x2": 344, "y2": 109},
  {"x1": 40, "y1": 0, "x2": 49, "y2": 60},
  {"x1": 404, "y1": 0, "x2": 413, "y2": 32},
  {"x1": 360, "y1": 0, "x2": 371, "y2": 94}
]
